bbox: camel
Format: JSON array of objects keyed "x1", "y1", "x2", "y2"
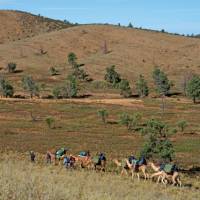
[
  {"x1": 149, "y1": 162, "x2": 182, "y2": 186},
  {"x1": 72, "y1": 154, "x2": 106, "y2": 171},
  {"x1": 92, "y1": 154, "x2": 106, "y2": 172},
  {"x1": 113, "y1": 158, "x2": 148, "y2": 180},
  {"x1": 46, "y1": 149, "x2": 66, "y2": 165},
  {"x1": 72, "y1": 154, "x2": 92, "y2": 169},
  {"x1": 46, "y1": 150, "x2": 56, "y2": 165}
]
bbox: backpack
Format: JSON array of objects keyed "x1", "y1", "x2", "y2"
[
  {"x1": 164, "y1": 164, "x2": 174, "y2": 173},
  {"x1": 56, "y1": 148, "x2": 66, "y2": 158},
  {"x1": 99, "y1": 153, "x2": 106, "y2": 161},
  {"x1": 63, "y1": 157, "x2": 70, "y2": 165},
  {"x1": 79, "y1": 151, "x2": 86, "y2": 156},
  {"x1": 138, "y1": 157, "x2": 146, "y2": 165},
  {"x1": 92, "y1": 156, "x2": 100, "y2": 164},
  {"x1": 128, "y1": 156, "x2": 135, "y2": 164}
]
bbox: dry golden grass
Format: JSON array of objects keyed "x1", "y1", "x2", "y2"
[
  {"x1": 0, "y1": 10, "x2": 71, "y2": 44},
  {"x1": 0, "y1": 99, "x2": 200, "y2": 167},
  {"x1": 0, "y1": 155, "x2": 200, "y2": 200},
  {"x1": 1, "y1": 20, "x2": 200, "y2": 94}
]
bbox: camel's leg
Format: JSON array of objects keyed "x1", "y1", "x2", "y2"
[
  {"x1": 172, "y1": 173, "x2": 178, "y2": 186},
  {"x1": 131, "y1": 170, "x2": 134, "y2": 180},
  {"x1": 137, "y1": 173, "x2": 140, "y2": 181},
  {"x1": 161, "y1": 174, "x2": 168, "y2": 186},
  {"x1": 120, "y1": 169, "x2": 124, "y2": 176},
  {"x1": 146, "y1": 173, "x2": 150, "y2": 179},
  {"x1": 141, "y1": 167, "x2": 147, "y2": 180},
  {"x1": 177, "y1": 177, "x2": 182, "y2": 187},
  {"x1": 151, "y1": 171, "x2": 163, "y2": 179}
]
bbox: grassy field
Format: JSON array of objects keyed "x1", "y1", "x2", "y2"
[
  {"x1": 1, "y1": 12, "x2": 200, "y2": 199},
  {"x1": 1, "y1": 22, "x2": 200, "y2": 97},
  {"x1": 0, "y1": 155, "x2": 200, "y2": 200},
  {"x1": 0, "y1": 97, "x2": 200, "y2": 167}
]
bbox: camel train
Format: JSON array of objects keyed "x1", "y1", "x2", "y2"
[{"x1": 44, "y1": 148, "x2": 182, "y2": 187}]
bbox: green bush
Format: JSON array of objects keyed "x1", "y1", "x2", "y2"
[
  {"x1": 52, "y1": 86, "x2": 62, "y2": 99},
  {"x1": 7, "y1": 62, "x2": 16, "y2": 73},
  {"x1": 97, "y1": 109, "x2": 108, "y2": 124},
  {"x1": 52, "y1": 75, "x2": 78, "y2": 99},
  {"x1": 119, "y1": 112, "x2": 142, "y2": 131},
  {"x1": 0, "y1": 77, "x2": 14, "y2": 97},
  {"x1": 186, "y1": 75, "x2": 200, "y2": 103},
  {"x1": 64, "y1": 75, "x2": 78, "y2": 98},
  {"x1": 49, "y1": 67, "x2": 59, "y2": 76},
  {"x1": 119, "y1": 79, "x2": 132, "y2": 98},
  {"x1": 21, "y1": 76, "x2": 39, "y2": 98},
  {"x1": 68, "y1": 52, "x2": 77, "y2": 68},
  {"x1": 177, "y1": 120, "x2": 188, "y2": 132},
  {"x1": 141, "y1": 119, "x2": 175, "y2": 161},
  {"x1": 152, "y1": 67, "x2": 171, "y2": 96},
  {"x1": 45, "y1": 117, "x2": 55, "y2": 129},
  {"x1": 104, "y1": 65, "x2": 121, "y2": 86},
  {"x1": 136, "y1": 75, "x2": 149, "y2": 97}
]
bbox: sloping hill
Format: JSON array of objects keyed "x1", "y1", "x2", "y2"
[
  {"x1": 1, "y1": 24, "x2": 200, "y2": 93},
  {"x1": 0, "y1": 10, "x2": 72, "y2": 44}
]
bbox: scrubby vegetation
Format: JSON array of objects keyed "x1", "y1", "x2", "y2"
[
  {"x1": 45, "y1": 117, "x2": 55, "y2": 129},
  {"x1": 119, "y1": 79, "x2": 132, "y2": 98},
  {"x1": 136, "y1": 75, "x2": 149, "y2": 97},
  {"x1": 0, "y1": 77, "x2": 14, "y2": 97},
  {"x1": 177, "y1": 120, "x2": 188, "y2": 133},
  {"x1": 104, "y1": 65, "x2": 121, "y2": 86},
  {"x1": 141, "y1": 119, "x2": 175, "y2": 161},
  {"x1": 1, "y1": 14, "x2": 200, "y2": 199},
  {"x1": 7, "y1": 62, "x2": 17, "y2": 73},
  {"x1": 49, "y1": 66, "x2": 59, "y2": 76},
  {"x1": 21, "y1": 76, "x2": 39, "y2": 98},
  {"x1": 52, "y1": 75, "x2": 78, "y2": 98},
  {"x1": 152, "y1": 67, "x2": 171, "y2": 96},
  {"x1": 97, "y1": 109, "x2": 108, "y2": 124},
  {"x1": 186, "y1": 75, "x2": 200, "y2": 103},
  {"x1": 1, "y1": 157, "x2": 199, "y2": 200}
]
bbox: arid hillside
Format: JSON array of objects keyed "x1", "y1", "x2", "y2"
[
  {"x1": 1, "y1": 21, "x2": 200, "y2": 93},
  {"x1": 0, "y1": 10, "x2": 72, "y2": 44}
]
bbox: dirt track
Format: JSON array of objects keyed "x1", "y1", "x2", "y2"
[{"x1": 0, "y1": 97, "x2": 144, "y2": 107}]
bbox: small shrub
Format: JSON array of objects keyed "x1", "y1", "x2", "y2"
[
  {"x1": 49, "y1": 67, "x2": 59, "y2": 76},
  {"x1": 52, "y1": 86, "x2": 62, "y2": 99},
  {"x1": 119, "y1": 79, "x2": 132, "y2": 98},
  {"x1": 97, "y1": 109, "x2": 108, "y2": 124},
  {"x1": 119, "y1": 112, "x2": 142, "y2": 131},
  {"x1": 119, "y1": 113, "x2": 130, "y2": 129},
  {"x1": 45, "y1": 117, "x2": 55, "y2": 129},
  {"x1": 68, "y1": 52, "x2": 77, "y2": 68},
  {"x1": 152, "y1": 67, "x2": 171, "y2": 96},
  {"x1": 21, "y1": 76, "x2": 39, "y2": 98},
  {"x1": 104, "y1": 65, "x2": 121, "y2": 86},
  {"x1": 7, "y1": 62, "x2": 16, "y2": 73},
  {"x1": 177, "y1": 120, "x2": 188, "y2": 132},
  {"x1": 64, "y1": 75, "x2": 78, "y2": 98},
  {"x1": 136, "y1": 75, "x2": 149, "y2": 97},
  {"x1": 128, "y1": 22, "x2": 133, "y2": 28},
  {"x1": 141, "y1": 119, "x2": 175, "y2": 161},
  {"x1": 186, "y1": 75, "x2": 200, "y2": 103},
  {"x1": 0, "y1": 77, "x2": 14, "y2": 97},
  {"x1": 52, "y1": 75, "x2": 78, "y2": 99}
]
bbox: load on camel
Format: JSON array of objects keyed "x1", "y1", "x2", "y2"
[
  {"x1": 46, "y1": 147, "x2": 68, "y2": 165},
  {"x1": 72, "y1": 151, "x2": 106, "y2": 171},
  {"x1": 113, "y1": 154, "x2": 149, "y2": 180},
  {"x1": 149, "y1": 161, "x2": 182, "y2": 186}
]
